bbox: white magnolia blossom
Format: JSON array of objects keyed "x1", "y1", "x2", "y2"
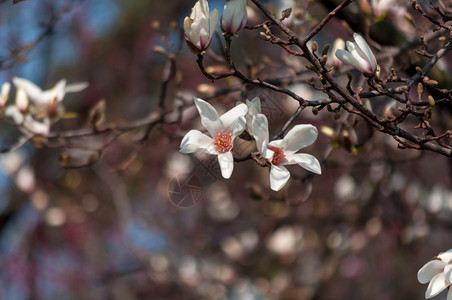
[
  {"x1": 12, "y1": 77, "x2": 88, "y2": 106},
  {"x1": 252, "y1": 113, "x2": 321, "y2": 191},
  {"x1": 180, "y1": 97, "x2": 247, "y2": 179},
  {"x1": 418, "y1": 249, "x2": 452, "y2": 299},
  {"x1": 0, "y1": 82, "x2": 10, "y2": 107},
  {"x1": 184, "y1": 0, "x2": 219, "y2": 53},
  {"x1": 221, "y1": 0, "x2": 248, "y2": 35},
  {"x1": 335, "y1": 33, "x2": 377, "y2": 74}
]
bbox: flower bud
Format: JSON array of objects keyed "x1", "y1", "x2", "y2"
[
  {"x1": 15, "y1": 88, "x2": 29, "y2": 113},
  {"x1": 184, "y1": 0, "x2": 219, "y2": 53},
  {"x1": 335, "y1": 33, "x2": 377, "y2": 74},
  {"x1": 221, "y1": 0, "x2": 247, "y2": 35}
]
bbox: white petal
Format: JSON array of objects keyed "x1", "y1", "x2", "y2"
[
  {"x1": 346, "y1": 41, "x2": 373, "y2": 73},
  {"x1": 12, "y1": 77, "x2": 44, "y2": 104},
  {"x1": 252, "y1": 113, "x2": 269, "y2": 155},
  {"x1": 439, "y1": 250, "x2": 452, "y2": 263},
  {"x1": 65, "y1": 81, "x2": 89, "y2": 93},
  {"x1": 4, "y1": 105, "x2": 24, "y2": 124},
  {"x1": 445, "y1": 264, "x2": 452, "y2": 284},
  {"x1": 335, "y1": 49, "x2": 366, "y2": 72},
  {"x1": 285, "y1": 153, "x2": 321, "y2": 174},
  {"x1": 180, "y1": 129, "x2": 215, "y2": 154},
  {"x1": 15, "y1": 88, "x2": 29, "y2": 112},
  {"x1": 220, "y1": 103, "x2": 247, "y2": 138},
  {"x1": 246, "y1": 97, "x2": 261, "y2": 115},
  {"x1": 194, "y1": 97, "x2": 221, "y2": 137},
  {"x1": 270, "y1": 164, "x2": 290, "y2": 191},
  {"x1": 0, "y1": 82, "x2": 10, "y2": 105},
  {"x1": 208, "y1": 9, "x2": 219, "y2": 43},
  {"x1": 426, "y1": 273, "x2": 449, "y2": 299},
  {"x1": 25, "y1": 115, "x2": 50, "y2": 135},
  {"x1": 353, "y1": 33, "x2": 377, "y2": 72},
  {"x1": 418, "y1": 260, "x2": 447, "y2": 284},
  {"x1": 279, "y1": 124, "x2": 318, "y2": 154},
  {"x1": 217, "y1": 151, "x2": 234, "y2": 179},
  {"x1": 53, "y1": 79, "x2": 67, "y2": 102}
]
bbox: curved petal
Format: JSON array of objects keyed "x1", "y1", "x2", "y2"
[
  {"x1": 426, "y1": 272, "x2": 449, "y2": 299},
  {"x1": 353, "y1": 33, "x2": 377, "y2": 72},
  {"x1": 194, "y1": 97, "x2": 221, "y2": 137},
  {"x1": 209, "y1": 8, "x2": 219, "y2": 41},
  {"x1": 180, "y1": 130, "x2": 215, "y2": 154},
  {"x1": 279, "y1": 124, "x2": 318, "y2": 154},
  {"x1": 252, "y1": 113, "x2": 269, "y2": 155},
  {"x1": 270, "y1": 164, "x2": 290, "y2": 191},
  {"x1": 217, "y1": 151, "x2": 234, "y2": 179},
  {"x1": 335, "y1": 49, "x2": 364, "y2": 72},
  {"x1": 285, "y1": 153, "x2": 321, "y2": 174},
  {"x1": 53, "y1": 79, "x2": 67, "y2": 102},
  {"x1": 12, "y1": 77, "x2": 44, "y2": 104},
  {"x1": 418, "y1": 260, "x2": 447, "y2": 284},
  {"x1": 65, "y1": 81, "x2": 89, "y2": 93},
  {"x1": 220, "y1": 103, "x2": 247, "y2": 138},
  {"x1": 246, "y1": 97, "x2": 261, "y2": 115},
  {"x1": 439, "y1": 250, "x2": 452, "y2": 263},
  {"x1": 4, "y1": 105, "x2": 24, "y2": 124},
  {"x1": 445, "y1": 264, "x2": 452, "y2": 284}
]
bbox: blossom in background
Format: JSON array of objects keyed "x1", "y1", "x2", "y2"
[
  {"x1": 335, "y1": 33, "x2": 377, "y2": 74},
  {"x1": 252, "y1": 113, "x2": 321, "y2": 191},
  {"x1": 12, "y1": 77, "x2": 88, "y2": 118},
  {"x1": 418, "y1": 249, "x2": 452, "y2": 299},
  {"x1": 184, "y1": 0, "x2": 219, "y2": 53},
  {"x1": 371, "y1": 0, "x2": 395, "y2": 17},
  {"x1": 180, "y1": 97, "x2": 247, "y2": 179},
  {"x1": 328, "y1": 37, "x2": 345, "y2": 69},
  {"x1": 221, "y1": 0, "x2": 248, "y2": 35}
]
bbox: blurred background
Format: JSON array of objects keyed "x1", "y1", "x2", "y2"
[{"x1": 0, "y1": 0, "x2": 451, "y2": 299}]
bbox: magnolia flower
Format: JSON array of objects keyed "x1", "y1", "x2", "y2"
[
  {"x1": 184, "y1": 0, "x2": 219, "y2": 53},
  {"x1": 252, "y1": 113, "x2": 321, "y2": 191},
  {"x1": 12, "y1": 77, "x2": 88, "y2": 120},
  {"x1": 12, "y1": 77, "x2": 88, "y2": 106},
  {"x1": 418, "y1": 249, "x2": 452, "y2": 299},
  {"x1": 180, "y1": 97, "x2": 247, "y2": 179},
  {"x1": 221, "y1": 0, "x2": 248, "y2": 35},
  {"x1": 335, "y1": 33, "x2": 377, "y2": 74},
  {"x1": 0, "y1": 82, "x2": 10, "y2": 108}
]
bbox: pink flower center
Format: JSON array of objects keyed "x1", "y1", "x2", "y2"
[
  {"x1": 214, "y1": 133, "x2": 232, "y2": 153},
  {"x1": 267, "y1": 145, "x2": 285, "y2": 165}
]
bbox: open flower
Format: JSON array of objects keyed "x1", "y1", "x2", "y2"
[
  {"x1": 418, "y1": 249, "x2": 452, "y2": 299},
  {"x1": 12, "y1": 77, "x2": 88, "y2": 119},
  {"x1": 252, "y1": 113, "x2": 321, "y2": 191},
  {"x1": 335, "y1": 33, "x2": 377, "y2": 74},
  {"x1": 184, "y1": 0, "x2": 219, "y2": 53},
  {"x1": 221, "y1": 0, "x2": 248, "y2": 35},
  {"x1": 180, "y1": 97, "x2": 247, "y2": 179}
]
